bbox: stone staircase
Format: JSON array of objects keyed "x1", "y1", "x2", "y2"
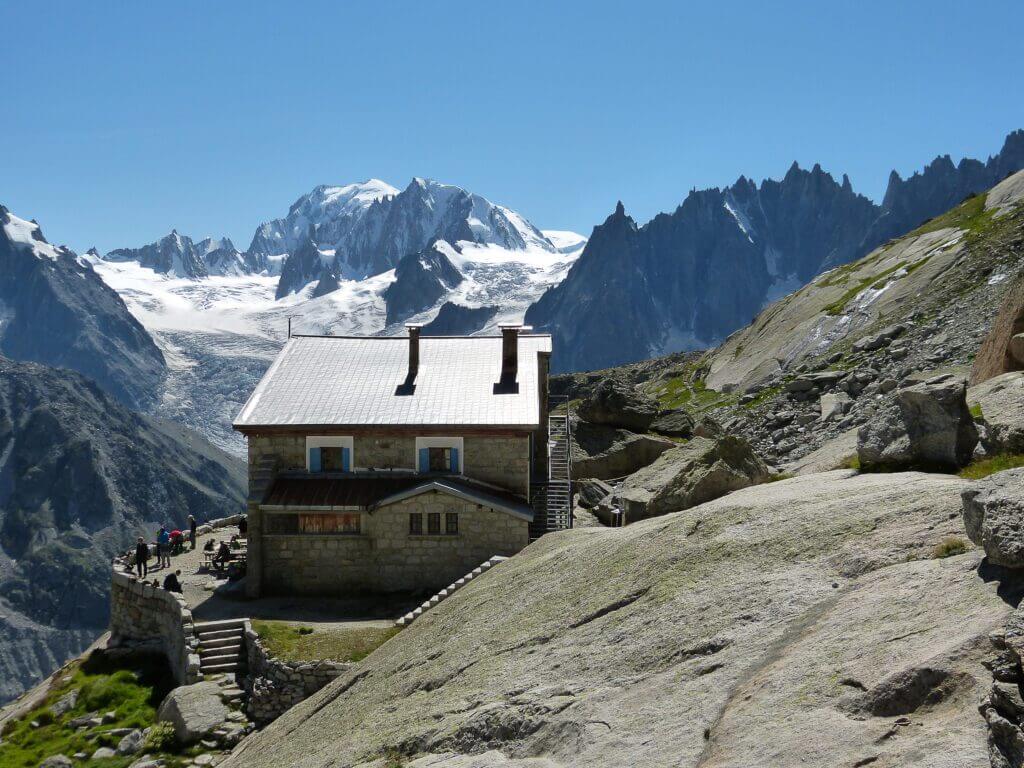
[
  {"x1": 195, "y1": 619, "x2": 249, "y2": 676},
  {"x1": 395, "y1": 556, "x2": 508, "y2": 627}
]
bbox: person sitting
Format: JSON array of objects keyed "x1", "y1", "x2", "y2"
[
  {"x1": 163, "y1": 569, "x2": 183, "y2": 593},
  {"x1": 203, "y1": 538, "x2": 215, "y2": 553},
  {"x1": 212, "y1": 540, "x2": 232, "y2": 572}
]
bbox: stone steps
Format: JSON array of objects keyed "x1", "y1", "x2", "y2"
[
  {"x1": 195, "y1": 618, "x2": 249, "y2": 676},
  {"x1": 395, "y1": 556, "x2": 508, "y2": 627}
]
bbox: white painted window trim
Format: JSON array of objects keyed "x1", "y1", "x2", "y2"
[
  {"x1": 414, "y1": 436, "x2": 464, "y2": 473},
  {"x1": 305, "y1": 435, "x2": 354, "y2": 471}
]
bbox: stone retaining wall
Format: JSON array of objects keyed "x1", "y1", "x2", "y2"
[
  {"x1": 243, "y1": 625, "x2": 352, "y2": 724},
  {"x1": 108, "y1": 569, "x2": 201, "y2": 685}
]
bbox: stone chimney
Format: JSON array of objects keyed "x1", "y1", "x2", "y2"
[
  {"x1": 499, "y1": 324, "x2": 530, "y2": 387},
  {"x1": 406, "y1": 324, "x2": 422, "y2": 380}
]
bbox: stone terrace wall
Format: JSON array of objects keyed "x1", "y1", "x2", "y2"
[
  {"x1": 108, "y1": 569, "x2": 201, "y2": 685},
  {"x1": 244, "y1": 624, "x2": 352, "y2": 725}
]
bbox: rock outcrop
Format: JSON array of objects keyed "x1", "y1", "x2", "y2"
[
  {"x1": 421, "y1": 303, "x2": 499, "y2": 336},
  {"x1": 224, "y1": 471, "x2": 1008, "y2": 768},
  {"x1": 969, "y1": 372, "x2": 1024, "y2": 454},
  {"x1": 963, "y1": 468, "x2": 1024, "y2": 568},
  {"x1": 382, "y1": 241, "x2": 464, "y2": 326},
  {"x1": 576, "y1": 379, "x2": 659, "y2": 432},
  {"x1": 857, "y1": 376, "x2": 978, "y2": 470},
  {"x1": 570, "y1": 420, "x2": 675, "y2": 480},
  {"x1": 600, "y1": 435, "x2": 770, "y2": 523},
  {"x1": 972, "y1": 267, "x2": 1024, "y2": 385}
]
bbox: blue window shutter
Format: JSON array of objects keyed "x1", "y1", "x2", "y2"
[
  {"x1": 418, "y1": 448, "x2": 429, "y2": 473},
  {"x1": 309, "y1": 447, "x2": 321, "y2": 473},
  {"x1": 341, "y1": 447, "x2": 350, "y2": 472},
  {"x1": 449, "y1": 447, "x2": 459, "y2": 473}
]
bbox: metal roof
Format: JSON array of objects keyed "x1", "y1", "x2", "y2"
[
  {"x1": 234, "y1": 334, "x2": 551, "y2": 429},
  {"x1": 260, "y1": 474, "x2": 533, "y2": 521}
]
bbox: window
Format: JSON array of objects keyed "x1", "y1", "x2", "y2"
[
  {"x1": 264, "y1": 513, "x2": 360, "y2": 535},
  {"x1": 409, "y1": 513, "x2": 423, "y2": 535},
  {"x1": 429, "y1": 447, "x2": 451, "y2": 472},
  {"x1": 445, "y1": 513, "x2": 459, "y2": 535},
  {"x1": 299, "y1": 513, "x2": 360, "y2": 534},
  {"x1": 415, "y1": 437, "x2": 463, "y2": 473},
  {"x1": 306, "y1": 437, "x2": 353, "y2": 472},
  {"x1": 427, "y1": 512, "x2": 441, "y2": 535}
]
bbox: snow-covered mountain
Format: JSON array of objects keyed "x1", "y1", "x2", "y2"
[
  {"x1": 269, "y1": 177, "x2": 558, "y2": 294},
  {"x1": 105, "y1": 230, "x2": 252, "y2": 278},
  {"x1": 0, "y1": 205, "x2": 166, "y2": 409},
  {"x1": 90, "y1": 180, "x2": 584, "y2": 453}
]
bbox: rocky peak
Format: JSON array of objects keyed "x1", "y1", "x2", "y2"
[{"x1": 382, "y1": 240, "x2": 465, "y2": 326}]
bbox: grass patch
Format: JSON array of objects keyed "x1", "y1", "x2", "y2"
[
  {"x1": 969, "y1": 403, "x2": 984, "y2": 420},
  {"x1": 909, "y1": 192, "x2": 996, "y2": 239},
  {"x1": 823, "y1": 261, "x2": 909, "y2": 316},
  {"x1": 958, "y1": 454, "x2": 1024, "y2": 480},
  {"x1": 931, "y1": 536, "x2": 970, "y2": 559},
  {"x1": 252, "y1": 621, "x2": 401, "y2": 663},
  {"x1": 652, "y1": 374, "x2": 735, "y2": 412},
  {"x1": 765, "y1": 472, "x2": 795, "y2": 483},
  {"x1": 0, "y1": 651, "x2": 179, "y2": 768},
  {"x1": 843, "y1": 455, "x2": 861, "y2": 471}
]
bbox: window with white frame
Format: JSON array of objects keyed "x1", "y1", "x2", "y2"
[
  {"x1": 306, "y1": 436, "x2": 354, "y2": 473},
  {"x1": 414, "y1": 436, "x2": 464, "y2": 474}
]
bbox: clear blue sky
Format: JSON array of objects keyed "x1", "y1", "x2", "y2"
[{"x1": 3, "y1": 0, "x2": 1023, "y2": 253}]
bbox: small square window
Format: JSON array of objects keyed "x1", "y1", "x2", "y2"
[
  {"x1": 321, "y1": 447, "x2": 346, "y2": 471},
  {"x1": 409, "y1": 513, "x2": 423, "y2": 535},
  {"x1": 445, "y1": 513, "x2": 459, "y2": 535},
  {"x1": 427, "y1": 512, "x2": 441, "y2": 535},
  {"x1": 428, "y1": 447, "x2": 451, "y2": 472}
]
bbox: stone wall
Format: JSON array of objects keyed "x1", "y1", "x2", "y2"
[
  {"x1": 244, "y1": 624, "x2": 352, "y2": 725},
  {"x1": 246, "y1": 432, "x2": 531, "y2": 495},
  {"x1": 108, "y1": 569, "x2": 200, "y2": 685},
  {"x1": 260, "y1": 494, "x2": 529, "y2": 594}
]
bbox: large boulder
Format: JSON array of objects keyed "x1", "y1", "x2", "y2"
[
  {"x1": 969, "y1": 372, "x2": 1024, "y2": 454},
  {"x1": 157, "y1": 680, "x2": 230, "y2": 745},
  {"x1": 571, "y1": 420, "x2": 675, "y2": 480},
  {"x1": 649, "y1": 408, "x2": 694, "y2": 438},
  {"x1": 857, "y1": 376, "x2": 978, "y2": 470},
  {"x1": 600, "y1": 436, "x2": 770, "y2": 523},
  {"x1": 576, "y1": 478, "x2": 614, "y2": 509},
  {"x1": 577, "y1": 379, "x2": 659, "y2": 432},
  {"x1": 962, "y1": 468, "x2": 1024, "y2": 567}
]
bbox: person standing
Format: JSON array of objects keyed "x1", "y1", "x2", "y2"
[
  {"x1": 135, "y1": 537, "x2": 150, "y2": 578},
  {"x1": 157, "y1": 526, "x2": 171, "y2": 569},
  {"x1": 188, "y1": 514, "x2": 197, "y2": 550}
]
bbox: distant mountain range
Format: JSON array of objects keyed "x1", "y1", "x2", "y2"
[{"x1": 527, "y1": 129, "x2": 1024, "y2": 372}]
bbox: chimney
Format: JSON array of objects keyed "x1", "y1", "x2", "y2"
[
  {"x1": 406, "y1": 324, "x2": 422, "y2": 380},
  {"x1": 499, "y1": 324, "x2": 530, "y2": 387}
]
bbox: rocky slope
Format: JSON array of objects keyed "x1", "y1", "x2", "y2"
[
  {"x1": 382, "y1": 241, "x2": 465, "y2": 325},
  {"x1": 226, "y1": 470, "x2": 1014, "y2": 768},
  {"x1": 0, "y1": 205, "x2": 166, "y2": 410},
  {"x1": 0, "y1": 356, "x2": 246, "y2": 705},
  {"x1": 527, "y1": 130, "x2": 1024, "y2": 373}
]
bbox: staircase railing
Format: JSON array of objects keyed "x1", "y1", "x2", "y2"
[{"x1": 530, "y1": 395, "x2": 573, "y2": 540}]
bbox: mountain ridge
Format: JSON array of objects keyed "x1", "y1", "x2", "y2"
[{"x1": 527, "y1": 129, "x2": 1024, "y2": 373}]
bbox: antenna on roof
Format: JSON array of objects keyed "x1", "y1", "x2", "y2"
[{"x1": 287, "y1": 315, "x2": 296, "y2": 339}]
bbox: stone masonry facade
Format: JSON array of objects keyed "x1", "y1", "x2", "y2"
[
  {"x1": 246, "y1": 432, "x2": 531, "y2": 497},
  {"x1": 261, "y1": 493, "x2": 528, "y2": 594}
]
